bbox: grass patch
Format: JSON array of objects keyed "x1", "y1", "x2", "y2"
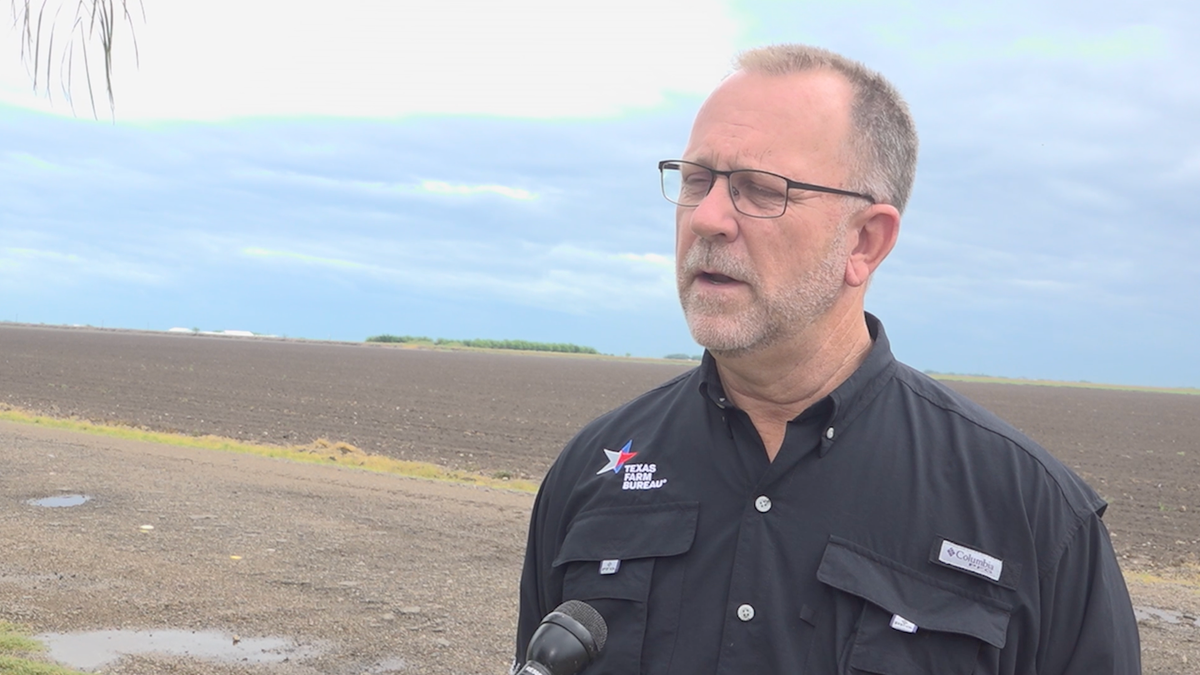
[
  {"x1": 0, "y1": 406, "x2": 540, "y2": 494},
  {"x1": 0, "y1": 622, "x2": 42, "y2": 653},
  {"x1": 0, "y1": 622, "x2": 84, "y2": 675},
  {"x1": 0, "y1": 655, "x2": 85, "y2": 675},
  {"x1": 928, "y1": 373, "x2": 1200, "y2": 396},
  {"x1": 1125, "y1": 564, "x2": 1200, "y2": 590}
]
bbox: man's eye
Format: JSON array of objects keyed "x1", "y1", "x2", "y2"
[
  {"x1": 742, "y1": 179, "x2": 783, "y2": 201},
  {"x1": 681, "y1": 175, "x2": 711, "y2": 194}
]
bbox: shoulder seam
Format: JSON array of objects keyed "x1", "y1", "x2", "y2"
[
  {"x1": 892, "y1": 370, "x2": 1102, "y2": 562},
  {"x1": 1037, "y1": 507, "x2": 1091, "y2": 580}
]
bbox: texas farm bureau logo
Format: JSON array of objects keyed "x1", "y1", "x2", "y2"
[{"x1": 596, "y1": 440, "x2": 667, "y2": 491}]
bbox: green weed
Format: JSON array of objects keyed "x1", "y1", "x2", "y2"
[
  {"x1": 0, "y1": 406, "x2": 539, "y2": 494},
  {"x1": 0, "y1": 621, "x2": 84, "y2": 675}
]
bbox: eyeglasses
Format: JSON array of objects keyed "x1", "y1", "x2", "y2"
[{"x1": 658, "y1": 159, "x2": 875, "y2": 218}]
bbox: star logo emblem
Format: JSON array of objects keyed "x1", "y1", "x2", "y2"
[{"x1": 596, "y1": 440, "x2": 638, "y2": 475}]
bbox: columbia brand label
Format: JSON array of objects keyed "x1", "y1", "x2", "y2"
[
  {"x1": 596, "y1": 440, "x2": 668, "y2": 490},
  {"x1": 599, "y1": 559, "x2": 621, "y2": 575},
  {"x1": 938, "y1": 540, "x2": 1003, "y2": 581},
  {"x1": 890, "y1": 614, "x2": 918, "y2": 633}
]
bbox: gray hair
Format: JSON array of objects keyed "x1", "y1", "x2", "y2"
[{"x1": 735, "y1": 45, "x2": 919, "y2": 214}]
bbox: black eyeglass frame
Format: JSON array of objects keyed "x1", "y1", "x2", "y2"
[{"x1": 658, "y1": 159, "x2": 876, "y2": 218}]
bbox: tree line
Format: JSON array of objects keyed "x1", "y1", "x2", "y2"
[{"x1": 366, "y1": 335, "x2": 599, "y2": 354}]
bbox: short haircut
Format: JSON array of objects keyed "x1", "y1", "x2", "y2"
[{"x1": 735, "y1": 44, "x2": 919, "y2": 214}]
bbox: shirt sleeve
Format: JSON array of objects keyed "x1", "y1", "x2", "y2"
[
  {"x1": 1035, "y1": 510, "x2": 1141, "y2": 674},
  {"x1": 513, "y1": 480, "x2": 564, "y2": 673}
]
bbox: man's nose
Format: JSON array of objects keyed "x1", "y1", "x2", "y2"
[{"x1": 687, "y1": 176, "x2": 740, "y2": 242}]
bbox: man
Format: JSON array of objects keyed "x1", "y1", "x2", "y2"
[{"x1": 514, "y1": 44, "x2": 1140, "y2": 674}]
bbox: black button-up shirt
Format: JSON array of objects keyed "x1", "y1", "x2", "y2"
[{"x1": 515, "y1": 314, "x2": 1140, "y2": 674}]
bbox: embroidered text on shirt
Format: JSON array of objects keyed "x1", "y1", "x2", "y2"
[{"x1": 938, "y1": 539, "x2": 1003, "y2": 582}]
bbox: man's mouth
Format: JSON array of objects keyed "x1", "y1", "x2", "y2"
[{"x1": 699, "y1": 271, "x2": 739, "y2": 285}]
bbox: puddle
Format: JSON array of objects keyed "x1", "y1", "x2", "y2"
[
  {"x1": 27, "y1": 494, "x2": 91, "y2": 507},
  {"x1": 1134, "y1": 605, "x2": 1200, "y2": 627},
  {"x1": 35, "y1": 629, "x2": 322, "y2": 671}
]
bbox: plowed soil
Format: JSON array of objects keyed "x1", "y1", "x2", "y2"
[
  {"x1": 0, "y1": 325, "x2": 687, "y2": 481},
  {"x1": 1, "y1": 323, "x2": 1198, "y2": 674}
]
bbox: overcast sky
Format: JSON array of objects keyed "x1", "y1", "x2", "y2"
[{"x1": 2, "y1": 0, "x2": 1197, "y2": 388}]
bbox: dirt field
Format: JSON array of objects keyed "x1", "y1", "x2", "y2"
[
  {"x1": 1, "y1": 323, "x2": 1198, "y2": 673},
  {"x1": 0, "y1": 325, "x2": 689, "y2": 481}
]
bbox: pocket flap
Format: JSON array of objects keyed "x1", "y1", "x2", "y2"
[
  {"x1": 817, "y1": 536, "x2": 1011, "y2": 649},
  {"x1": 552, "y1": 501, "x2": 699, "y2": 566}
]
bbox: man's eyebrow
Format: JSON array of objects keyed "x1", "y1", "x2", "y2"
[{"x1": 681, "y1": 156, "x2": 770, "y2": 172}]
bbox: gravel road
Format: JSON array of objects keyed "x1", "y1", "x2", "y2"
[{"x1": 1, "y1": 420, "x2": 531, "y2": 674}]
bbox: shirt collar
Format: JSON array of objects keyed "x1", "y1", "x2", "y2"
[{"x1": 697, "y1": 312, "x2": 898, "y2": 456}]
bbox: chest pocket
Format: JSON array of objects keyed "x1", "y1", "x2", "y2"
[
  {"x1": 817, "y1": 537, "x2": 1012, "y2": 675},
  {"x1": 553, "y1": 501, "x2": 699, "y2": 675}
]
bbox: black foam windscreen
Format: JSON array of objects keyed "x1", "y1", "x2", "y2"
[{"x1": 554, "y1": 599, "x2": 607, "y2": 655}]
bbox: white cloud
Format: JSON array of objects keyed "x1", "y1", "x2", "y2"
[
  {"x1": 1000, "y1": 24, "x2": 1167, "y2": 62},
  {"x1": 1042, "y1": 178, "x2": 1130, "y2": 212},
  {"x1": 230, "y1": 168, "x2": 400, "y2": 195},
  {"x1": 419, "y1": 181, "x2": 534, "y2": 200},
  {"x1": 0, "y1": 246, "x2": 163, "y2": 288},
  {"x1": 241, "y1": 247, "x2": 370, "y2": 270},
  {"x1": 238, "y1": 239, "x2": 676, "y2": 313},
  {"x1": 862, "y1": 9, "x2": 1169, "y2": 67},
  {"x1": 1, "y1": 151, "x2": 62, "y2": 173},
  {"x1": 2, "y1": 0, "x2": 743, "y2": 121},
  {"x1": 0, "y1": 148, "x2": 165, "y2": 193},
  {"x1": 616, "y1": 252, "x2": 674, "y2": 269},
  {"x1": 228, "y1": 168, "x2": 540, "y2": 202},
  {"x1": 0, "y1": 247, "x2": 82, "y2": 265}
]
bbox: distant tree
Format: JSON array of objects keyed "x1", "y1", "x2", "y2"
[
  {"x1": 366, "y1": 335, "x2": 600, "y2": 354},
  {"x1": 9, "y1": 0, "x2": 144, "y2": 117}
]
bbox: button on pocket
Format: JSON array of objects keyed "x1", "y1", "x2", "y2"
[
  {"x1": 553, "y1": 501, "x2": 699, "y2": 675},
  {"x1": 849, "y1": 602, "x2": 985, "y2": 675},
  {"x1": 817, "y1": 536, "x2": 1013, "y2": 675}
]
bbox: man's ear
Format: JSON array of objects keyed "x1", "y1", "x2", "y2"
[{"x1": 845, "y1": 204, "x2": 900, "y2": 288}]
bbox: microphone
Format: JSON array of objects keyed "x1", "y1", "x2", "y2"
[{"x1": 518, "y1": 600, "x2": 608, "y2": 675}]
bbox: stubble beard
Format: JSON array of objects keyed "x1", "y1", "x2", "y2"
[{"x1": 677, "y1": 222, "x2": 848, "y2": 357}]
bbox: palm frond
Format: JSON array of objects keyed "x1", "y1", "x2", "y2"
[{"x1": 9, "y1": 0, "x2": 144, "y2": 117}]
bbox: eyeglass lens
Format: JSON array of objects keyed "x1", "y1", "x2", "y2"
[{"x1": 661, "y1": 162, "x2": 789, "y2": 218}]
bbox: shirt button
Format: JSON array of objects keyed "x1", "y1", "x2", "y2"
[
  {"x1": 737, "y1": 604, "x2": 755, "y2": 621},
  {"x1": 825, "y1": 427, "x2": 835, "y2": 440},
  {"x1": 754, "y1": 496, "x2": 772, "y2": 513}
]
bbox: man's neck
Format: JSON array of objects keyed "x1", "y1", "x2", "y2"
[{"x1": 712, "y1": 308, "x2": 873, "y2": 460}]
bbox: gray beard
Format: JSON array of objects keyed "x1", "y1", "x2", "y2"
[{"x1": 677, "y1": 225, "x2": 847, "y2": 357}]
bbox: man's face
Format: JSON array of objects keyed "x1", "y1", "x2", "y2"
[{"x1": 675, "y1": 69, "x2": 858, "y2": 356}]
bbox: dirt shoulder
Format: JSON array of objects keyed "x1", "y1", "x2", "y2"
[{"x1": 0, "y1": 420, "x2": 532, "y2": 675}]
